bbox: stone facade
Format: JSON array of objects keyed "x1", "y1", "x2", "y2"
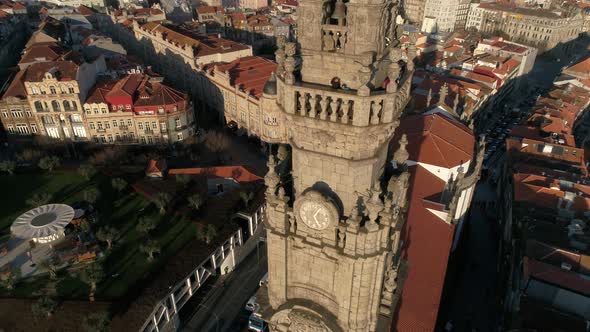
[
  {"x1": 421, "y1": 0, "x2": 471, "y2": 33},
  {"x1": 466, "y1": 3, "x2": 584, "y2": 53},
  {"x1": 253, "y1": 0, "x2": 418, "y2": 330},
  {"x1": 402, "y1": 0, "x2": 426, "y2": 26}
]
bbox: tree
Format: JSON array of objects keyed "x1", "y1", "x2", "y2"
[
  {"x1": 240, "y1": 191, "x2": 254, "y2": 207},
  {"x1": 111, "y1": 178, "x2": 127, "y2": 194},
  {"x1": 31, "y1": 296, "x2": 58, "y2": 319},
  {"x1": 187, "y1": 193, "x2": 204, "y2": 211},
  {"x1": 204, "y1": 131, "x2": 230, "y2": 162},
  {"x1": 80, "y1": 219, "x2": 91, "y2": 233},
  {"x1": 26, "y1": 192, "x2": 52, "y2": 208},
  {"x1": 83, "y1": 187, "x2": 100, "y2": 205},
  {"x1": 96, "y1": 226, "x2": 119, "y2": 249},
  {"x1": 139, "y1": 239, "x2": 160, "y2": 261},
  {"x1": 175, "y1": 174, "x2": 191, "y2": 187},
  {"x1": 37, "y1": 256, "x2": 61, "y2": 280},
  {"x1": 196, "y1": 224, "x2": 217, "y2": 245},
  {"x1": 38, "y1": 156, "x2": 60, "y2": 172},
  {"x1": 82, "y1": 311, "x2": 110, "y2": 332},
  {"x1": 136, "y1": 217, "x2": 157, "y2": 235},
  {"x1": 153, "y1": 192, "x2": 171, "y2": 215},
  {"x1": 0, "y1": 160, "x2": 16, "y2": 175},
  {"x1": 79, "y1": 262, "x2": 104, "y2": 301},
  {"x1": 78, "y1": 164, "x2": 96, "y2": 180},
  {"x1": 0, "y1": 268, "x2": 20, "y2": 290}
]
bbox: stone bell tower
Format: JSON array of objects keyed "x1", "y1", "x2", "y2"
[{"x1": 256, "y1": 0, "x2": 418, "y2": 330}]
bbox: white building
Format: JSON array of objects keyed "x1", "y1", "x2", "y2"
[{"x1": 421, "y1": 0, "x2": 471, "y2": 33}]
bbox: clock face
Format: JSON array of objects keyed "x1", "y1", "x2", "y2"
[{"x1": 299, "y1": 200, "x2": 331, "y2": 230}]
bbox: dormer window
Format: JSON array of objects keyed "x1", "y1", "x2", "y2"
[
  {"x1": 50, "y1": 86, "x2": 56, "y2": 94},
  {"x1": 68, "y1": 87, "x2": 75, "y2": 93},
  {"x1": 45, "y1": 72, "x2": 54, "y2": 79}
]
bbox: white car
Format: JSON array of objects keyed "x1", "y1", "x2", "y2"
[{"x1": 245, "y1": 295, "x2": 259, "y2": 312}]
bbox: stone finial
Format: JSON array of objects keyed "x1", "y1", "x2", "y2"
[
  {"x1": 453, "y1": 92, "x2": 460, "y2": 113},
  {"x1": 438, "y1": 83, "x2": 448, "y2": 106},
  {"x1": 277, "y1": 35, "x2": 287, "y2": 49},
  {"x1": 364, "y1": 184, "x2": 384, "y2": 226},
  {"x1": 265, "y1": 154, "x2": 279, "y2": 197},
  {"x1": 393, "y1": 134, "x2": 409, "y2": 166}
]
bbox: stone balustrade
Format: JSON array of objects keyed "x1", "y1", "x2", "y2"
[
  {"x1": 321, "y1": 24, "x2": 348, "y2": 52},
  {"x1": 284, "y1": 83, "x2": 401, "y2": 127}
]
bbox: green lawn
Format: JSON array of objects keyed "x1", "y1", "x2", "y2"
[{"x1": 0, "y1": 170, "x2": 196, "y2": 300}]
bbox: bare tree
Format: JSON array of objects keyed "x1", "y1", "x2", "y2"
[
  {"x1": 187, "y1": 193, "x2": 204, "y2": 211},
  {"x1": 140, "y1": 239, "x2": 160, "y2": 261},
  {"x1": 153, "y1": 192, "x2": 171, "y2": 215},
  {"x1": 136, "y1": 217, "x2": 157, "y2": 235},
  {"x1": 196, "y1": 224, "x2": 217, "y2": 245},
  {"x1": 83, "y1": 187, "x2": 100, "y2": 205},
  {"x1": 31, "y1": 296, "x2": 58, "y2": 319},
  {"x1": 0, "y1": 160, "x2": 16, "y2": 175},
  {"x1": 82, "y1": 311, "x2": 110, "y2": 332},
  {"x1": 79, "y1": 262, "x2": 104, "y2": 302},
  {"x1": 96, "y1": 226, "x2": 119, "y2": 249},
  {"x1": 111, "y1": 178, "x2": 128, "y2": 194},
  {"x1": 78, "y1": 164, "x2": 96, "y2": 180},
  {"x1": 38, "y1": 156, "x2": 60, "y2": 172},
  {"x1": 26, "y1": 192, "x2": 52, "y2": 208}
]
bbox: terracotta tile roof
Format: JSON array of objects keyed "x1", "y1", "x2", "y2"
[
  {"x1": 394, "y1": 164, "x2": 455, "y2": 332},
  {"x1": 210, "y1": 56, "x2": 276, "y2": 98},
  {"x1": 196, "y1": 5, "x2": 223, "y2": 14},
  {"x1": 443, "y1": 45, "x2": 462, "y2": 53},
  {"x1": 0, "y1": 9, "x2": 10, "y2": 18},
  {"x1": 168, "y1": 166, "x2": 262, "y2": 183},
  {"x1": 392, "y1": 113, "x2": 474, "y2": 168},
  {"x1": 524, "y1": 257, "x2": 590, "y2": 296},
  {"x1": 564, "y1": 55, "x2": 590, "y2": 77},
  {"x1": 77, "y1": 5, "x2": 96, "y2": 16},
  {"x1": 19, "y1": 42, "x2": 70, "y2": 65},
  {"x1": 85, "y1": 79, "x2": 116, "y2": 104},
  {"x1": 526, "y1": 239, "x2": 586, "y2": 273},
  {"x1": 1, "y1": 70, "x2": 26, "y2": 99},
  {"x1": 513, "y1": 172, "x2": 590, "y2": 213},
  {"x1": 23, "y1": 60, "x2": 78, "y2": 82},
  {"x1": 506, "y1": 137, "x2": 587, "y2": 175},
  {"x1": 134, "y1": 78, "x2": 187, "y2": 108},
  {"x1": 106, "y1": 74, "x2": 143, "y2": 98},
  {"x1": 139, "y1": 22, "x2": 250, "y2": 57}
]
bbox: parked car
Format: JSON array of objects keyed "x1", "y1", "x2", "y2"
[{"x1": 245, "y1": 295, "x2": 259, "y2": 312}]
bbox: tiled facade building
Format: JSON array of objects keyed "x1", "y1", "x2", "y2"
[
  {"x1": 466, "y1": 2, "x2": 584, "y2": 53},
  {"x1": 83, "y1": 74, "x2": 194, "y2": 144},
  {"x1": 497, "y1": 53, "x2": 590, "y2": 332}
]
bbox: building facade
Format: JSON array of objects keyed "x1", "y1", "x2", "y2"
[
  {"x1": 466, "y1": 3, "x2": 584, "y2": 53},
  {"x1": 402, "y1": 0, "x2": 426, "y2": 26},
  {"x1": 421, "y1": 0, "x2": 471, "y2": 33}
]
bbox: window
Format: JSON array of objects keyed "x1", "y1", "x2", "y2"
[
  {"x1": 92, "y1": 136, "x2": 99, "y2": 143},
  {"x1": 93, "y1": 108, "x2": 99, "y2": 114},
  {"x1": 126, "y1": 104, "x2": 131, "y2": 110},
  {"x1": 118, "y1": 105, "x2": 123, "y2": 111},
  {"x1": 26, "y1": 110, "x2": 32, "y2": 117},
  {"x1": 50, "y1": 86, "x2": 56, "y2": 94},
  {"x1": 6, "y1": 125, "x2": 14, "y2": 133},
  {"x1": 60, "y1": 85, "x2": 67, "y2": 93},
  {"x1": 101, "y1": 108, "x2": 107, "y2": 114},
  {"x1": 147, "y1": 136, "x2": 153, "y2": 144},
  {"x1": 127, "y1": 119, "x2": 132, "y2": 126},
  {"x1": 105, "y1": 122, "x2": 110, "y2": 129},
  {"x1": 72, "y1": 102, "x2": 78, "y2": 111},
  {"x1": 152, "y1": 122, "x2": 157, "y2": 129},
  {"x1": 1, "y1": 111, "x2": 8, "y2": 118},
  {"x1": 113, "y1": 120, "x2": 118, "y2": 127},
  {"x1": 140, "y1": 136, "x2": 146, "y2": 144},
  {"x1": 41, "y1": 89, "x2": 46, "y2": 95},
  {"x1": 160, "y1": 122, "x2": 166, "y2": 130},
  {"x1": 177, "y1": 132, "x2": 183, "y2": 141},
  {"x1": 119, "y1": 120, "x2": 125, "y2": 127},
  {"x1": 85, "y1": 107, "x2": 91, "y2": 114},
  {"x1": 112, "y1": 105, "x2": 117, "y2": 111},
  {"x1": 158, "y1": 107, "x2": 164, "y2": 113},
  {"x1": 16, "y1": 124, "x2": 29, "y2": 134},
  {"x1": 11, "y1": 111, "x2": 23, "y2": 118},
  {"x1": 63, "y1": 101, "x2": 71, "y2": 112},
  {"x1": 89, "y1": 122, "x2": 95, "y2": 129},
  {"x1": 138, "y1": 122, "x2": 144, "y2": 129},
  {"x1": 71, "y1": 114, "x2": 82, "y2": 123},
  {"x1": 97, "y1": 122, "x2": 103, "y2": 130},
  {"x1": 107, "y1": 135, "x2": 113, "y2": 143},
  {"x1": 68, "y1": 87, "x2": 75, "y2": 93},
  {"x1": 175, "y1": 118, "x2": 181, "y2": 128},
  {"x1": 32, "y1": 87, "x2": 39, "y2": 94},
  {"x1": 129, "y1": 133, "x2": 135, "y2": 139},
  {"x1": 51, "y1": 101, "x2": 61, "y2": 112},
  {"x1": 100, "y1": 135, "x2": 106, "y2": 143},
  {"x1": 31, "y1": 124, "x2": 37, "y2": 133},
  {"x1": 34, "y1": 101, "x2": 44, "y2": 112},
  {"x1": 115, "y1": 134, "x2": 121, "y2": 141}
]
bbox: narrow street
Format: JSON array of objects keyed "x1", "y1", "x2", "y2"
[
  {"x1": 182, "y1": 242, "x2": 268, "y2": 332},
  {"x1": 444, "y1": 179, "x2": 500, "y2": 332}
]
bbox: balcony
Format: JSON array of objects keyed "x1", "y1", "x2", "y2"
[
  {"x1": 118, "y1": 125, "x2": 129, "y2": 130},
  {"x1": 144, "y1": 128, "x2": 154, "y2": 134},
  {"x1": 96, "y1": 128, "x2": 106, "y2": 133}
]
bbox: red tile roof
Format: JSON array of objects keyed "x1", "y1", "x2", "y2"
[
  {"x1": 85, "y1": 79, "x2": 116, "y2": 104},
  {"x1": 196, "y1": 5, "x2": 224, "y2": 14},
  {"x1": 392, "y1": 112, "x2": 474, "y2": 168},
  {"x1": 211, "y1": 56, "x2": 276, "y2": 98},
  {"x1": 19, "y1": 42, "x2": 70, "y2": 65},
  {"x1": 512, "y1": 173, "x2": 590, "y2": 213},
  {"x1": 168, "y1": 166, "x2": 262, "y2": 183},
  {"x1": 1, "y1": 70, "x2": 26, "y2": 99},
  {"x1": 524, "y1": 257, "x2": 590, "y2": 296},
  {"x1": 23, "y1": 61, "x2": 78, "y2": 82},
  {"x1": 106, "y1": 73, "x2": 143, "y2": 98}
]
